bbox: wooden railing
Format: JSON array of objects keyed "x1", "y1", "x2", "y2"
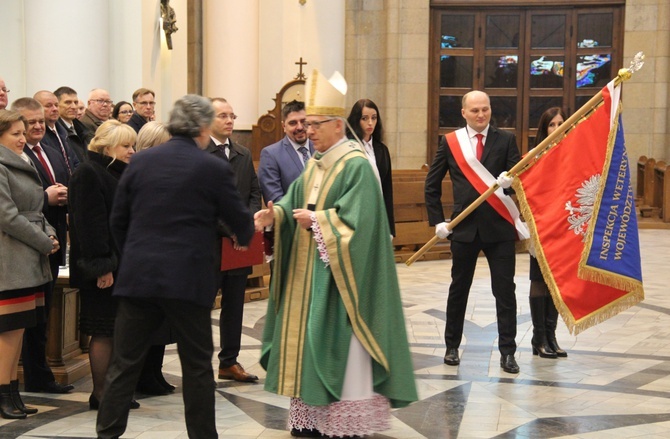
[
  {"x1": 637, "y1": 156, "x2": 669, "y2": 222},
  {"x1": 391, "y1": 169, "x2": 453, "y2": 263}
]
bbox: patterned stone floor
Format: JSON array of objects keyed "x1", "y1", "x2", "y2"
[{"x1": 1, "y1": 229, "x2": 669, "y2": 438}]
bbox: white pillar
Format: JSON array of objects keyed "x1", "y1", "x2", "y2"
[
  {"x1": 140, "y1": 0, "x2": 189, "y2": 123},
  {"x1": 23, "y1": 0, "x2": 110, "y2": 98},
  {"x1": 258, "y1": 1, "x2": 345, "y2": 112},
  {"x1": 300, "y1": 0, "x2": 345, "y2": 79},
  {"x1": 203, "y1": 0, "x2": 259, "y2": 130},
  {"x1": 0, "y1": 0, "x2": 26, "y2": 102},
  {"x1": 109, "y1": 0, "x2": 143, "y2": 104}
]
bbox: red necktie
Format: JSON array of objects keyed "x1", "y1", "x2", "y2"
[
  {"x1": 475, "y1": 134, "x2": 484, "y2": 161},
  {"x1": 33, "y1": 145, "x2": 56, "y2": 185}
]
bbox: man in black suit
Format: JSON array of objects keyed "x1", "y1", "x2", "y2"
[
  {"x1": 425, "y1": 90, "x2": 523, "y2": 374},
  {"x1": 11, "y1": 98, "x2": 74, "y2": 393},
  {"x1": 207, "y1": 97, "x2": 262, "y2": 383},
  {"x1": 54, "y1": 86, "x2": 93, "y2": 161},
  {"x1": 127, "y1": 88, "x2": 156, "y2": 133},
  {"x1": 96, "y1": 94, "x2": 254, "y2": 439}
]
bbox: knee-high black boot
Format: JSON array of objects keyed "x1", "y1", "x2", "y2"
[
  {"x1": 10, "y1": 380, "x2": 37, "y2": 414},
  {"x1": 0, "y1": 384, "x2": 26, "y2": 419},
  {"x1": 530, "y1": 296, "x2": 557, "y2": 358},
  {"x1": 545, "y1": 298, "x2": 567, "y2": 357}
]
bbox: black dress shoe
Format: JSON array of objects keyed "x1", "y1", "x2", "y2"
[
  {"x1": 136, "y1": 376, "x2": 171, "y2": 396},
  {"x1": 155, "y1": 372, "x2": 176, "y2": 392},
  {"x1": 290, "y1": 428, "x2": 323, "y2": 437},
  {"x1": 444, "y1": 347, "x2": 460, "y2": 365},
  {"x1": 500, "y1": 354, "x2": 520, "y2": 374},
  {"x1": 25, "y1": 381, "x2": 74, "y2": 394}
]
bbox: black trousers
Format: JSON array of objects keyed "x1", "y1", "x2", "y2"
[
  {"x1": 445, "y1": 237, "x2": 517, "y2": 355},
  {"x1": 22, "y1": 256, "x2": 58, "y2": 389},
  {"x1": 96, "y1": 297, "x2": 217, "y2": 439},
  {"x1": 217, "y1": 272, "x2": 249, "y2": 368}
]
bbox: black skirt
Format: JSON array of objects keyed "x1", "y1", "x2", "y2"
[
  {"x1": 79, "y1": 287, "x2": 118, "y2": 337},
  {"x1": 0, "y1": 285, "x2": 46, "y2": 333}
]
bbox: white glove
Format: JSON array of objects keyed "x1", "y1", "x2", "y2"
[
  {"x1": 435, "y1": 221, "x2": 452, "y2": 239},
  {"x1": 496, "y1": 171, "x2": 514, "y2": 189}
]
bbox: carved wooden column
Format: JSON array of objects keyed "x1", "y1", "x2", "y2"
[{"x1": 187, "y1": 0, "x2": 203, "y2": 95}]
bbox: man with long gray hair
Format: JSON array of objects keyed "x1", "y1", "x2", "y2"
[{"x1": 96, "y1": 94, "x2": 254, "y2": 439}]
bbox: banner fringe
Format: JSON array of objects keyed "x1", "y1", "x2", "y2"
[
  {"x1": 569, "y1": 290, "x2": 644, "y2": 335},
  {"x1": 578, "y1": 264, "x2": 644, "y2": 295}
]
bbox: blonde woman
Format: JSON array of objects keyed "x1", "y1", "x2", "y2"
[
  {"x1": 67, "y1": 120, "x2": 139, "y2": 410},
  {"x1": 133, "y1": 120, "x2": 175, "y2": 396},
  {"x1": 135, "y1": 121, "x2": 170, "y2": 152}
]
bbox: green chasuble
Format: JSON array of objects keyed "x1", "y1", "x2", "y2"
[{"x1": 261, "y1": 139, "x2": 418, "y2": 409}]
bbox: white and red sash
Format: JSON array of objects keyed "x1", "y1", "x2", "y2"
[{"x1": 446, "y1": 129, "x2": 530, "y2": 241}]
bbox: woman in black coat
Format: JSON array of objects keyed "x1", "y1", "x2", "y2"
[
  {"x1": 346, "y1": 99, "x2": 395, "y2": 236},
  {"x1": 68, "y1": 120, "x2": 138, "y2": 409},
  {"x1": 529, "y1": 107, "x2": 568, "y2": 359}
]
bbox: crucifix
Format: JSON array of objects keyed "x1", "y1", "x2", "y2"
[{"x1": 294, "y1": 57, "x2": 308, "y2": 80}]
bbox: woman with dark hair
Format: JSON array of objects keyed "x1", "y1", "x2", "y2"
[
  {"x1": 112, "y1": 101, "x2": 133, "y2": 124},
  {"x1": 68, "y1": 120, "x2": 140, "y2": 409},
  {"x1": 0, "y1": 110, "x2": 59, "y2": 419},
  {"x1": 529, "y1": 106, "x2": 568, "y2": 359},
  {"x1": 346, "y1": 99, "x2": 395, "y2": 236}
]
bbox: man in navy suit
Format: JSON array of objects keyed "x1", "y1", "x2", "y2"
[
  {"x1": 425, "y1": 90, "x2": 524, "y2": 374},
  {"x1": 34, "y1": 90, "x2": 80, "y2": 171},
  {"x1": 11, "y1": 98, "x2": 74, "y2": 393},
  {"x1": 96, "y1": 94, "x2": 254, "y2": 439},
  {"x1": 258, "y1": 100, "x2": 314, "y2": 203}
]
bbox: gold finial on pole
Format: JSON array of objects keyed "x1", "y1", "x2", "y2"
[{"x1": 617, "y1": 51, "x2": 645, "y2": 84}]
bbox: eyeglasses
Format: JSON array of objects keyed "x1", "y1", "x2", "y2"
[
  {"x1": 91, "y1": 99, "x2": 114, "y2": 106},
  {"x1": 118, "y1": 110, "x2": 134, "y2": 115},
  {"x1": 0, "y1": 88, "x2": 9, "y2": 94},
  {"x1": 216, "y1": 113, "x2": 237, "y2": 120},
  {"x1": 135, "y1": 101, "x2": 156, "y2": 106},
  {"x1": 304, "y1": 118, "x2": 336, "y2": 130}
]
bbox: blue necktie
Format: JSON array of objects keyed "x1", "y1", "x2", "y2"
[{"x1": 298, "y1": 146, "x2": 309, "y2": 166}]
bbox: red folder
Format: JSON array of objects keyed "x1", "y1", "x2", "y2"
[{"x1": 220, "y1": 231, "x2": 265, "y2": 271}]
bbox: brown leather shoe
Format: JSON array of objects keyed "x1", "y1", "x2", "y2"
[{"x1": 218, "y1": 363, "x2": 259, "y2": 382}]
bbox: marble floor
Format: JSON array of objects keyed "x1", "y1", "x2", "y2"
[{"x1": 1, "y1": 229, "x2": 669, "y2": 439}]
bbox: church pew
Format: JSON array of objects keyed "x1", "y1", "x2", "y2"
[
  {"x1": 391, "y1": 171, "x2": 453, "y2": 262},
  {"x1": 653, "y1": 161, "x2": 670, "y2": 222},
  {"x1": 637, "y1": 156, "x2": 657, "y2": 217}
]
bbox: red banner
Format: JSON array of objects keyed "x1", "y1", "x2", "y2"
[{"x1": 514, "y1": 83, "x2": 643, "y2": 334}]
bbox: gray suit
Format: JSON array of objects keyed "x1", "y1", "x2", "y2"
[
  {"x1": 0, "y1": 147, "x2": 54, "y2": 291},
  {"x1": 258, "y1": 136, "x2": 313, "y2": 203}
]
